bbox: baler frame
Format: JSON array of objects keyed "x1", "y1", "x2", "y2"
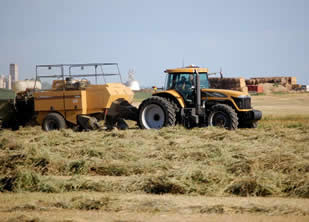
[{"x1": 34, "y1": 63, "x2": 123, "y2": 90}]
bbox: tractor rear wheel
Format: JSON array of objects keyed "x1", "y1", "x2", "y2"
[
  {"x1": 208, "y1": 104, "x2": 238, "y2": 130},
  {"x1": 138, "y1": 96, "x2": 176, "y2": 129},
  {"x1": 42, "y1": 112, "x2": 67, "y2": 131}
]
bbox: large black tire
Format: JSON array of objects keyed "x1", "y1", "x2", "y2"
[
  {"x1": 165, "y1": 97, "x2": 181, "y2": 124},
  {"x1": 208, "y1": 104, "x2": 238, "y2": 130},
  {"x1": 250, "y1": 121, "x2": 258, "y2": 128},
  {"x1": 42, "y1": 113, "x2": 67, "y2": 131},
  {"x1": 138, "y1": 96, "x2": 176, "y2": 129},
  {"x1": 239, "y1": 120, "x2": 258, "y2": 129}
]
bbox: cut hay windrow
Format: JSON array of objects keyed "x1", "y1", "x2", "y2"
[{"x1": 0, "y1": 117, "x2": 308, "y2": 198}]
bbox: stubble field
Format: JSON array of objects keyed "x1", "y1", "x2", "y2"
[{"x1": 0, "y1": 92, "x2": 309, "y2": 222}]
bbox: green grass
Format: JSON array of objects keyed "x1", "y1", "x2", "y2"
[
  {"x1": 133, "y1": 90, "x2": 152, "y2": 102},
  {"x1": 0, "y1": 89, "x2": 15, "y2": 100},
  {"x1": 0, "y1": 89, "x2": 15, "y2": 120},
  {"x1": 250, "y1": 93, "x2": 266, "y2": 96},
  {"x1": 272, "y1": 91, "x2": 290, "y2": 95}
]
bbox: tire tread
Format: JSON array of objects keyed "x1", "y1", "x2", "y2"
[
  {"x1": 138, "y1": 96, "x2": 176, "y2": 129},
  {"x1": 208, "y1": 104, "x2": 238, "y2": 130},
  {"x1": 42, "y1": 112, "x2": 66, "y2": 131}
]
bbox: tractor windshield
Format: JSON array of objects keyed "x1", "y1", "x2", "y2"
[{"x1": 165, "y1": 73, "x2": 209, "y2": 90}]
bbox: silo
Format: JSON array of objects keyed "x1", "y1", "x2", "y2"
[
  {"x1": 10, "y1": 64, "x2": 18, "y2": 88},
  {"x1": 126, "y1": 68, "x2": 141, "y2": 91},
  {"x1": 7, "y1": 75, "x2": 12, "y2": 89},
  {"x1": 0, "y1": 75, "x2": 4, "y2": 88}
]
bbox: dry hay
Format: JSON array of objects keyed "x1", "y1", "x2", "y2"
[
  {"x1": 141, "y1": 174, "x2": 186, "y2": 194},
  {"x1": 0, "y1": 114, "x2": 309, "y2": 198},
  {"x1": 245, "y1": 77, "x2": 297, "y2": 93},
  {"x1": 292, "y1": 84, "x2": 303, "y2": 90},
  {"x1": 247, "y1": 77, "x2": 296, "y2": 87},
  {"x1": 224, "y1": 177, "x2": 274, "y2": 197},
  {"x1": 290, "y1": 77, "x2": 297, "y2": 85},
  {"x1": 230, "y1": 86, "x2": 248, "y2": 93},
  {"x1": 246, "y1": 79, "x2": 256, "y2": 85},
  {"x1": 6, "y1": 215, "x2": 41, "y2": 222},
  {"x1": 260, "y1": 83, "x2": 289, "y2": 94},
  {"x1": 209, "y1": 77, "x2": 247, "y2": 92},
  {"x1": 2, "y1": 193, "x2": 309, "y2": 218}
]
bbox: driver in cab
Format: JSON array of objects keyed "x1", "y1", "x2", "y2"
[
  {"x1": 176, "y1": 76, "x2": 187, "y2": 90},
  {"x1": 176, "y1": 76, "x2": 195, "y2": 91}
]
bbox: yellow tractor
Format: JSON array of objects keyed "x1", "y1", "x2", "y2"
[
  {"x1": 138, "y1": 65, "x2": 262, "y2": 130},
  {"x1": 2, "y1": 63, "x2": 138, "y2": 131}
]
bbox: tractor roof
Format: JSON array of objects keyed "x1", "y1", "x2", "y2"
[{"x1": 164, "y1": 65, "x2": 208, "y2": 74}]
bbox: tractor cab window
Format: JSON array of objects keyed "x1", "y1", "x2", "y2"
[
  {"x1": 199, "y1": 73, "x2": 209, "y2": 89},
  {"x1": 166, "y1": 73, "x2": 194, "y2": 91},
  {"x1": 166, "y1": 73, "x2": 195, "y2": 104}
]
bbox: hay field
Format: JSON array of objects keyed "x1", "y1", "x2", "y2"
[
  {"x1": 252, "y1": 92, "x2": 309, "y2": 117},
  {"x1": 0, "y1": 92, "x2": 309, "y2": 222}
]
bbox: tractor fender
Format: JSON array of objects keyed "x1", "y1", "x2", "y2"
[{"x1": 153, "y1": 90, "x2": 185, "y2": 109}]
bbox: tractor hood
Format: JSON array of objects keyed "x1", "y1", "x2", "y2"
[{"x1": 202, "y1": 88, "x2": 248, "y2": 97}]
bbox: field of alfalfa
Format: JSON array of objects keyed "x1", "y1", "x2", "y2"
[{"x1": 0, "y1": 92, "x2": 309, "y2": 222}]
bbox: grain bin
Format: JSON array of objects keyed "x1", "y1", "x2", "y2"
[{"x1": 13, "y1": 80, "x2": 42, "y2": 93}]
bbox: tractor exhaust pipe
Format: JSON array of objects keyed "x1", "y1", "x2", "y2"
[{"x1": 195, "y1": 69, "x2": 201, "y2": 116}]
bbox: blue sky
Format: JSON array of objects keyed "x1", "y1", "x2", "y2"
[{"x1": 0, "y1": 0, "x2": 307, "y2": 86}]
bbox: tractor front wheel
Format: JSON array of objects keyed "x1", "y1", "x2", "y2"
[
  {"x1": 208, "y1": 104, "x2": 238, "y2": 130},
  {"x1": 138, "y1": 96, "x2": 176, "y2": 129},
  {"x1": 239, "y1": 120, "x2": 258, "y2": 129},
  {"x1": 42, "y1": 113, "x2": 67, "y2": 131},
  {"x1": 249, "y1": 121, "x2": 258, "y2": 128}
]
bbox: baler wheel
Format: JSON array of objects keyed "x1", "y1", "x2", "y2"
[{"x1": 42, "y1": 112, "x2": 66, "y2": 131}]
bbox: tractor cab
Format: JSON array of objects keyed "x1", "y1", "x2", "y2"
[{"x1": 164, "y1": 66, "x2": 209, "y2": 106}]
